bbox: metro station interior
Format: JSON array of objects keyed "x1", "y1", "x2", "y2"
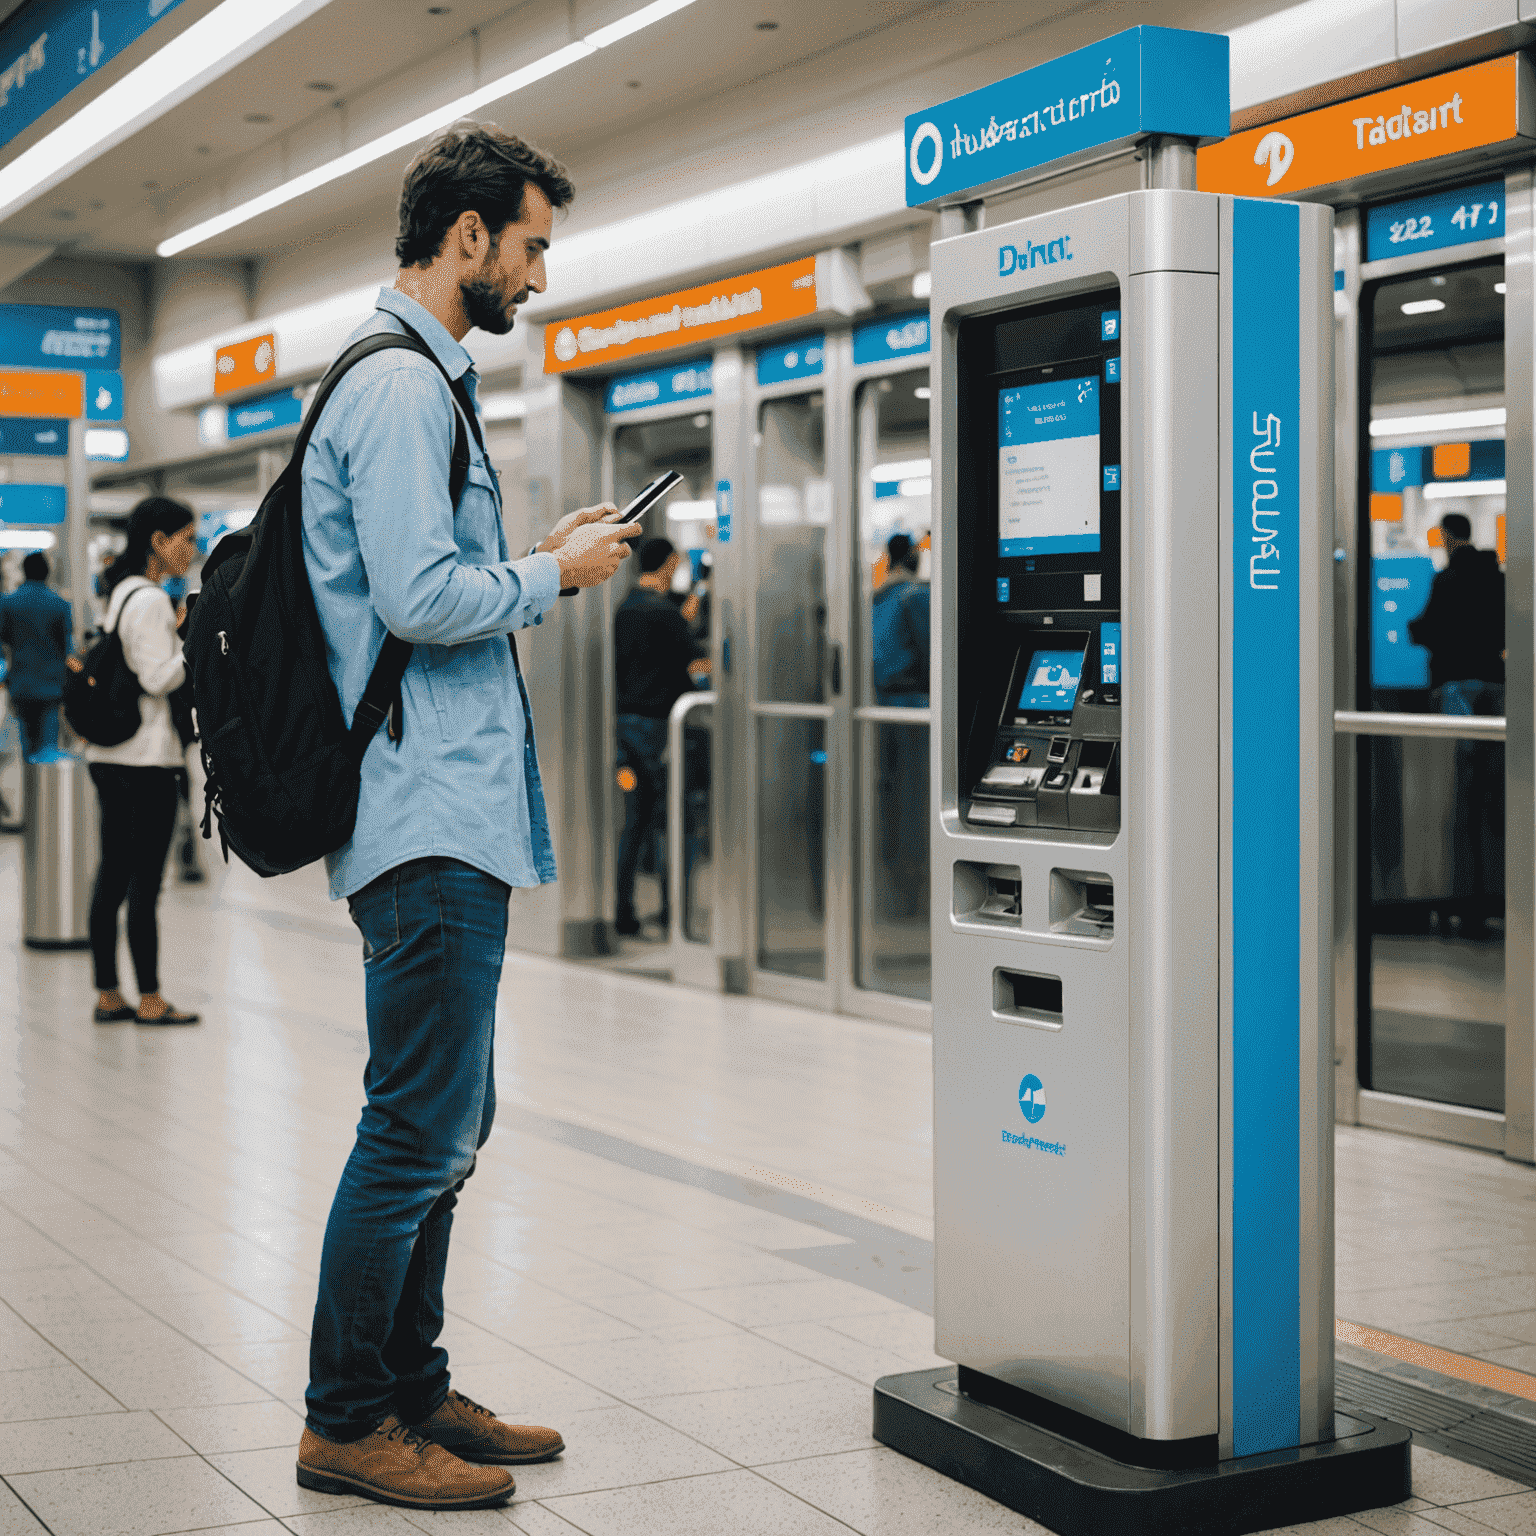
[{"x1": 4, "y1": 0, "x2": 1536, "y2": 1532}]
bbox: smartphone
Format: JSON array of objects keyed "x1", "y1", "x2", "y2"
[{"x1": 559, "y1": 470, "x2": 684, "y2": 595}]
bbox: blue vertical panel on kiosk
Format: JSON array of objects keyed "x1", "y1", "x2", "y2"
[{"x1": 1230, "y1": 198, "x2": 1301, "y2": 1457}]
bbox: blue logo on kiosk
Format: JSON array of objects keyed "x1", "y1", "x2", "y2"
[{"x1": 1019, "y1": 1075, "x2": 1046, "y2": 1124}]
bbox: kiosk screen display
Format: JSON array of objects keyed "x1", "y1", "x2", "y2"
[
  {"x1": 998, "y1": 375, "x2": 1100, "y2": 558},
  {"x1": 1018, "y1": 649, "x2": 1084, "y2": 712}
]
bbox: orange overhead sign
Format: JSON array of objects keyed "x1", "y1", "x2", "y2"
[
  {"x1": 215, "y1": 332, "x2": 277, "y2": 396},
  {"x1": 0, "y1": 369, "x2": 83, "y2": 418},
  {"x1": 544, "y1": 256, "x2": 819, "y2": 374},
  {"x1": 1198, "y1": 55, "x2": 1528, "y2": 200}
]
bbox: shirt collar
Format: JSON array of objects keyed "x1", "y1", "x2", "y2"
[{"x1": 375, "y1": 287, "x2": 475, "y2": 383}]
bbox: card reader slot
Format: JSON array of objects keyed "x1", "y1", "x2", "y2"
[{"x1": 993, "y1": 967, "x2": 1063, "y2": 1029}]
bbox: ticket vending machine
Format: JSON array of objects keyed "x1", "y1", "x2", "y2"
[{"x1": 872, "y1": 187, "x2": 1412, "y2": 1536}]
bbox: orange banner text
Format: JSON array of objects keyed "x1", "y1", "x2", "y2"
[
  {"x1": 1198, "y1": 56, "x2": 1527, "y2": 200},
  {"x1": 0, "y1": 369, "x2": 83, "y2": 418},
  {"x1": 544, "y1": 257, "x2": 818, "y2": 374}
]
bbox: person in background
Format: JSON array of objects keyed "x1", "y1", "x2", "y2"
[
  {"x1": 870, "y1": 532, "x2": 930, "y2": 707},
  {"x1": 85, "y1": 498, "x2": 202, "y2": 1025},
  {"x1": 0, "y1": 551, "x2": 72, "y2": 760},
  {"x1": 1408, "y1": 510, "x2": 1506, "y2": 931},
  {"x1": 613, "y1": 536, "x2": 708, "y2": 937}
]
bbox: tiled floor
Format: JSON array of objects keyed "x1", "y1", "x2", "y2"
[{"x1": 0, "y1": 837, "x2": 1533, "y2": 1535}]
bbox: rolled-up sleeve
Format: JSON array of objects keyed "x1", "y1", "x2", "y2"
[{"x1": 346, "y1": 363, "x2": 561, "y2": 645}]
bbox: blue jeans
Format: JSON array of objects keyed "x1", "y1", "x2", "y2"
[
  {"x1": 616, "y1": 714, "x2": 669, "y2": 924},
  {"x1": 306, "y1": 856, "x2": 510, "y2": 1442}
]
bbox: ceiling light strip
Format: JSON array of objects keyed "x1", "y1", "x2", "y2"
[
  {"x1": 157, "y1": 0, "x2": 697, "y2": 258},
  {"x1": 0, "y1": 0, "x2": 328, "y2": 226}
]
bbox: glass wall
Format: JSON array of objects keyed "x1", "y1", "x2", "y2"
[
  {"x1": 1362, "y1": 257, "x2": 1505, "y2": 1111},
  {"x1": 856, "y1": 368, "x2": 931, "y2": 1001}
]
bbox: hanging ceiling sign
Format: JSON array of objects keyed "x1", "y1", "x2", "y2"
[
  {"x1": 1198, "y1": 55, "x2": 1535, "y2": 201},
  {"x1": 0, "y1": 0, "x2": 188, "y2": 149},
  {"x1": 853, "y1": 310, "x2": 930, "y2": 366},
  {"x1": 546, "y1": 256, "x2": 818, "y2": 374},
  {"x1": 903, "y1": 26, "x2": 1229, "y2": 209},
  {"x1": 227, "y1": 385, "x2": 304, "y2": 438},
  {"x1": 0, "y1": 304, "x2": 119, "y2": 371},
  {"x1": 0, "y1": 418, "x2": 66, "y2": 455},
  {"x1": 215, "y1": 332, "x2": 277, "y2": 396},
  {"x1": 0, "y1": 484, "x2": 66, "y2": 523},
  {"x1": 0, "y1": 369, "x2": 83, "y2": 417}
]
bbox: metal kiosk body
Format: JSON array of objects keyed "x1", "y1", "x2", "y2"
[{"x1": 873, "y1": 31, "x2": 1412, "y2": 1536}]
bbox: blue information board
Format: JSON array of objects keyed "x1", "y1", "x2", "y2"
[
  {"x1": 1365, "y1": 180, "x2": 1504, "y2": 262},
  {"x1": 1372, "y1": 556, "x2": 1435, "y2": 688},
  {"x1": 0, "y1": 0, "x2": 188, "y2": 148},
  {"x1": 227, "y1": 387, "x2": 304, "y2": 439},
  {"x1": 0, "y1": 484, "x2": 66, "y2": 523},
  {"x1": 0, "y1": 419, "x2": 66, "y2": 456},
  {"x1": 756, "y1": 335, "x2": 824, "y2": 385},
  {"x1": 905, "y1": 26, "x2": 1228, "y2": 207},
  {"x1": 0, "y1": 304, "x2": 119, "y2": 370},
  {"x1": 84, "y1": 370, "x2": 122, "y2": 421},
  {"x1": 852, "y1": 311, "x2": 929, "y2": 366},
  {"x1": 605, "y1": 361, "x2": 713, "y2": 414}
]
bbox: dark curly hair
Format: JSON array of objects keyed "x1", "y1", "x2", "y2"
[{"x1": 396, "y1": 122, "x2": 574, "y2": 268}]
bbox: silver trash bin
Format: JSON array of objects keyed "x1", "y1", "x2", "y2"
[{"x1": 22, "y1": 751, "x2": 98, "y2": 950}]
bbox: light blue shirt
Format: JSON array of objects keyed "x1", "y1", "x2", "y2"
[{"x1": 302, "y1": 288, "x2": 561, "y2": 900}]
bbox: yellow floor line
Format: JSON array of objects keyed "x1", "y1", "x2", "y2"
[{"x1": 1337, "y1": 1317, "x2": 1536, "y2": 1403}]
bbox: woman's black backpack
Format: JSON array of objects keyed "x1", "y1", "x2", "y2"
[
  {"x1": 185, "y1": 327, "x2": 474, "y2": 877},
  {"x1": 62, "y1": 585, "x2": 157, "y2": 747}
]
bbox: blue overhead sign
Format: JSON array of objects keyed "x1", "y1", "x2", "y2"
[
  {"x1": 0, "y1": 304, "x2": 120, "y2": 371},
  {"x1": 852, "y1": 310, "x2": 930, "y2": 366},
  {"x1": 604, "y1": 361, "x2": 712, "y2": 414},
  {"x1": 0, "y1": 484, "x2": 66, "y2": 524},
  {"x1": 756, "y1": 334, "x2": 824, "y2": 385},
  {"x1": 0, "y1": 0, "x2": 188, "y2": 148},
  {"x1": 227, "y1": 386, "x2": 303, "y2": 439},
  {"x1": 904, "y1": 26, "x2": 1229, "y2": 207},
  {"x1": 0, "y1": 418, "x2": 66, "y2": 456},
  {"x1": 84, "y1": 369, "x2": 122, "y2": 420},
  {"x1": 1365, "y1": 180, "x2": 1504, "y2": 262}
]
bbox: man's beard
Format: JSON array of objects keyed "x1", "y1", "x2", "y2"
[{"x1": 461, "y1": 275, "x2": 526, "y2": 335}]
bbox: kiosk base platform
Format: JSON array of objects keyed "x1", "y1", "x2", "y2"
[{"x1": 873, "y1": 1368, "x2": 1412, "y2": 1536}]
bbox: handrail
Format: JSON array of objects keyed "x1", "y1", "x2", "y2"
[
  {"x1": 667, "y1": 690, "x2": 716, "y2": 946},
  {"x1": 1334, "y1": 710, "x2": 1506, "y2": 742}
]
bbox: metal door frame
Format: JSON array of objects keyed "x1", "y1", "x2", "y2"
[
  {"x1": 1332, "y1": 166, "x2": 1534, "y2": 1161},
  {"x1": 741, "y1": 335, "x2": 846, "y2": 1010},
  {"x1": 843, "y1": 343, "x2": 935, "y2": 1028},
  {"x1": 597, "y1": 384, "x2": 717, "y2": 961}
]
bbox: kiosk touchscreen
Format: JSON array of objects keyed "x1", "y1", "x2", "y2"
[{"x1": 961, "y1": 290, "x2": 1121, "y2": 837}]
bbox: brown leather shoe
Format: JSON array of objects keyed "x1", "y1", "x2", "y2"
[
  {"x1": 295, "y1": 1415, "x2": 514, "y2": 1509},
  {"x1": 411, "y1": 1389, "x2": 565, "y2": 1465}
]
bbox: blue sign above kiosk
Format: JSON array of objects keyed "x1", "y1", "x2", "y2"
[
  {"x1": 604, "y1": 361, "x2": 713, "y2": 415},
  {"x1": 0, "y1": 304, "x2": 120, "y2": 371},
  {"x1": 903, "y1": 26, "x2": 1230, "y2": 208}
]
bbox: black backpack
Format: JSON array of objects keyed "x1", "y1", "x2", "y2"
[
  {"x1": 62, "y1": 584, "x2": 157, "y2": 747},
  {"x1": 187, "y1": 326, "x2": 485, "y2": 877}
]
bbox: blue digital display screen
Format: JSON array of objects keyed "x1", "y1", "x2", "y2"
[{"x1": 1018, "y1": 649, "x2": 1083, "y2": 712}]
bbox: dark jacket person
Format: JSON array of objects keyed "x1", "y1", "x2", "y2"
[
  {"x1": 0, "y1": 551, "x2": 72, "y2": 758},
  {"x1": 1408, "y1": 512, "x2": 1505, "y2": 692}
]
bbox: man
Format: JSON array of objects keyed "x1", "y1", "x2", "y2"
[
  {"x1": 295, "y1": 124, "x2": 637, "y2": 1513},
  {"x1": 0, "y1": 552, "x2": 72, "y2": 760},
  {"x1": 870, "y1": 532, "x2": 930, "y2": 707},
  {"x1": 1408, "y1": 511, "x2": 1506, "y2": 925},
  {"x1": 613, "y1": 536, "x2": 707, "y2": 936}
]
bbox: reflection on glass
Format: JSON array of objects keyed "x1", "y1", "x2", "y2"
[
  {"x1": 858, "y1": 720, "x2": 930, "y2": 1000},
  {"x1": 758, "y1": 716, "x2": 826, "y2": 980},
  {"x1": 756, "y1": 394, "x2": 827, "y2": 704},
  {"x1": 858, "y1": 368, "x2": 932, "y2": 707},
  {"x1": 1363, "y1": 259, "x2": 1504, "y2": 1110}
]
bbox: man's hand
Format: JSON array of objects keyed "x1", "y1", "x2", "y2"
[
  {"x1": 538, "y1": 503, "x2": 618, "y2": 556},
  {"x1": 555, "y1": 521, "x2": 640, "y2": 588}
]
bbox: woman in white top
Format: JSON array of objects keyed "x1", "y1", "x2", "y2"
[{"x1": 86, "y1": 498, "x2": 201, "y2": 1026}]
